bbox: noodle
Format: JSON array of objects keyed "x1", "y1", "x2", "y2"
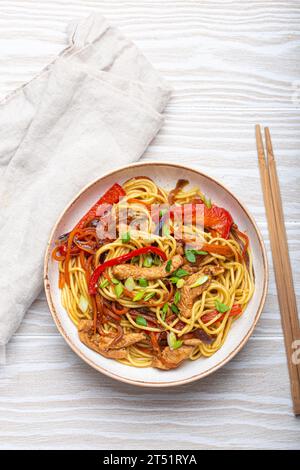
[{"x1": 53, "y1": 177, "x2": 255, "y2": 369}]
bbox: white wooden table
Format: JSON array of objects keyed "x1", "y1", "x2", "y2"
[{"x1": 1, "y1": 0, "x2": 300, "y2": 450}]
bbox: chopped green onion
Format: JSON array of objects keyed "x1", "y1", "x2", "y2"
[
  {"x1": 153, "y1": 255, "x2": 161, "y2": 266},
  {"x1": 173, "y1": 268, "x2": 189, "y2": 278},
  {"x1": 159, "y1": 208, "x2": 168, "y2": 217},
  {"x1": 169, "y1": 276, "x2": 180, "y2": 284},
  {"x1": 171, "y1": 303, "x2": 179, "y2": 315},
  {"x1": 205, "y1": 198, "x2": 212, "y2": 208},
  {"x1": 185, "y1": 249, "x2": 208, "y2": 263},
  {"x1": 167, "y1": 332, "x2": 183, "y2": 350},
  {"x1": 136, "y1": 316, "x2": 147, "y2": 327},
  {"x1": 78, "y1": 295, "x2": 89, "y2": 313},
  {"x1": 99, "y1": 279, "x2": 109, "y2": 289},
  {"x1": 138, "y1": 278, "x2": 148, "y2": 287},
  {"x1": 215, "y1": 299, "x2": 230, "y2": 313},
  {"x1": 133, "y1": 291, "x2": 145, "y2": 302},
  {"x1": 190, "y1": 275, "x2": 209, "y2": 289},
  {"x1": 162, "y1": 224, "x2": 170, "y2": 237},
  {"x1": 200, "y1": 194, "x2": 212, "y2": 208},
  {"x1": 131, "y1": 255, "x2": 139, "y2": 264},
  {"x1": 121, "y1": 231, "x2": 131, "y2": 243},
  {"x1": 176, "y1": 278, "x2": 185, "y2": 289},
  {"x1": 114, "y1": 283, "x2": 124, "y2": 298},
  {"x1": 162, "y1": 303, "x2": 169, "y2": 318},
  {"x1": 143, "y1": 255, "x2": 153, "y2": 268},
  {"x1": 124, "y1": 276, "x2": 135, "y2": 291},
  {"x1": 174, "y1": 291, "x2": 181, "y2": 305},
  {"x1": 111, "y1": 278, "x2": 120, "y2": 285},
  {"x1": 144, "y1": 292, "x2": 156, "y2": 301},
  {"x1": 165, "y1": 259, "x2": 172, "y2": 273},
  {"x1": 185, "y1": 250, "x2": 196, "y2": 263}
]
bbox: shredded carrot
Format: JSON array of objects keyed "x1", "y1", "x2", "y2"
[
  {"x1": 201, "y1": 242, "x2": 234, "y2": 257},
  {"x1": 58, "y1": 272, "x2": 65, "y2": 289},
  {"x1": 52, "y1": 247, "x2": 66, "y2": 262},
  {"x1": 202, "y1": 304, "x2": 242, "y2": 324},
  {"x1": 150, "y1": 332, "x2": 160, "y2": 353},
  {"x1": 111, "y1": 302, "x2": 129, "y2": 315},
  {"x1": 127, "y1": 198, "x2": 151, "y2": 207},
  {"x1": 64, "y1": 227, "x2": 81, "y2": 287}
]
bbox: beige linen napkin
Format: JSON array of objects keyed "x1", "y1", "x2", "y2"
[{"x1": 0, "y1": 14, "x2": 171, "y2": 360}]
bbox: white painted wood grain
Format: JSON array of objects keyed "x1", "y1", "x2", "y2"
[
  {"x1": 1, "y1": 0, "x2": 300, "y2": 450},
  {"x1": 1, "y1": 336, "x2": 300, "y2": 450},
  {"x1": 0, "y1": 1, "x2": 300, "y2": 107}
]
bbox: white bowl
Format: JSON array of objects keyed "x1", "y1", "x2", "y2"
[{"x1": 44, "y1": 162, "x2": 268, "y2": 387}]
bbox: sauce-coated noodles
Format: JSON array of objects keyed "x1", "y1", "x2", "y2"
[{"x1": 53, "y1": 177, "x2": 254, "y2": 370}]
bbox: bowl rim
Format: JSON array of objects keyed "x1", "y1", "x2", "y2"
[{"x1": 44, "y1": 161, "x2": 269, "y2": 387}]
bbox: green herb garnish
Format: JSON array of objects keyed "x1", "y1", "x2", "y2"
[
  {"x1": 114, "y1": 283, "x2": 124, "y2": 298},
  {"x1": 138, "y1": 278, "x2": 148, "y2": 287},
  {"x1": 136, "y1": 316, "x2": 147, "y2": 327},
  {"x1": 161, "y1": 303, "x2": 169, "y2": 321},
  {"x1": 167, "y1": 332, "x2": 182, "y2": 350},
  {"x1": 99, "y1": 279, "x2": 109, "y2": 289},
  {"x1": 144, "y1": 292, "x2": 156, "y2": 301},
  {"x1": 165, "y1": 259, "x2": 172, "y2": 272},
  {"x1": 111, "y1": 277, "x2": 120, "y2": 285},
  {"x1": 170, "y1": 303, "x2": 179, "y2": 315},
  {"x1": 185, "y1": 249, "x2": 208, "y2": 263},
  {"x1": 176, "y1": 278, "x2": 185, "y2": 289},
  {"x1": 159, "y1": 208, "x2": 168, "y2": 218},
  {"x1": 200, "y1": 194, "x2": 212, "y2": 208},
  {"x1": 185, "y1": 250, "x2": 196, "y2": 263},
  {"x1": 169, "y1": 276, "x2": 180, "y2": 284},
  {"x1": 121, "y1": 231, "x2": 131, "y2": 243},
  {"x1": 162, "y1": 224, "x2": 170, "y2": 237},
  {"x1": 133, "y1": 291, "x2": 145, "y2": 302},
  {"x1": 153, "y1": 255, "x2": 161, "y2": 266},
  {"x1": 124, "y1": 276, "x2": 135, "y2": 291},
  {"x1": 190, "y1": 275, "x2": 209, "y2": 288},
  {"x1": 215, "y1": 299, "x2": 230, "y2": 313},
  {"x1": 174, "y1": 291, "x2": 181, "y2": 305},
  {"x1": 143, "y1": 255, "x2": 153, "y2": 268},
  {"x1": 173, "y1": 268, "x2": 189, "y2": 278}
]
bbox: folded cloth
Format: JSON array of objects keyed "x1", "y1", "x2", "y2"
[{"x1": 0, "y1": 14, "x2": 171, "y2": 357}]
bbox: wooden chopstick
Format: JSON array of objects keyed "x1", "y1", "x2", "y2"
[
  {"x1": 255, "y1": 125, "x2": 300, "y2": 415},
  {"x1": 264, "y1": 128, "x2": 300, "y2": 340}
]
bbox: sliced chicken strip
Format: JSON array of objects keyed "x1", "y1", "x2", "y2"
[
  {"x1": 78, "y1": 320, "x2": 145, "y2": 359},
  {"x1": 152, "y1": 345, "x2": 194, "y2": 370},
  {"x1": 112, "y1": 254, "x2": 183, "y2": 280},
  {"x1": 178, "y1": 265, "x2": 224, "y2": 319},
  {"x1": 183, "y1": 338, "x2": 202, "y2": 347}
]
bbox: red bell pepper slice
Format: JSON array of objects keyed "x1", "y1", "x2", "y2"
[
  {"x1": 88, "y1": 246, "x2": 167, "y2": 295},
  {"x1": 202, "y1": 304, "x2": 242, "y2": 324},
  {"x1": 76, "y1": 183, "x2": 125, "y2": 229},
  {"x1": 53, "y1": 183, "x2": 126, "y2": 285},
  {"x1": 170, "y1": 202, "x2": 233, "y2": 239},
  {"x1": 203, "y1": 205, "x2": 233, "y2": 239}
]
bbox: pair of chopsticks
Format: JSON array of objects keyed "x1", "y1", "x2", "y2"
[{"x1": 255, "y1": 125, "x2": 300, "y2": 416}]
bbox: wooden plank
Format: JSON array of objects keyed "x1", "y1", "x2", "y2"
[
  {"x1": 1, "y1": 335, "x2": 299, "y2": 449},
  {"x1": 0, "y1": 1, "x2": 299, "y2": 107}
]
